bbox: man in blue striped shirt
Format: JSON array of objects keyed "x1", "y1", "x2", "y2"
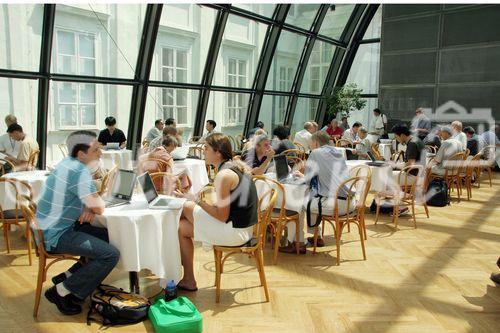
[{"x1": 35, "y1": 130, "x2": 119, "y2": 315}]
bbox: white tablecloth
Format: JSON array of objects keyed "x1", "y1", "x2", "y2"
[
  {"x1": 101, "y1": 149, "x2": 133, "y2": 170},
  {"x1": 346, "y1": 160, "x2": 395, "y2": 192},
  {"x1": 378, "y1": 143, "x2": 392, "y2": 161},
  {"x1": 1, "y1": 170, "x2": 49, "y2": 209},
  {"x1": 259, "y1": 174, "x2": 309, "y2": 212},
  {"x1": 94, "y1": 195, "x2": 183, "y2": 286},
  {"x1": 173, "y1": 158, "x2": 209, "y2": 194}
]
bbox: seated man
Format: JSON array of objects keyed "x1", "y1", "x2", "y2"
[
  {"x1": 241, "y1": 134, "x2": 275, "y2": 175},
  {"x1": 144, "y1": 119, "x2": 164, "y2": 143},
  {"x1": 98, "y1": 116, "x2": 127, "y2": 149},
  {"x1": 293, "y1": 122, "x2": 315, "y2": 152},
  {"x1": 463, "y1": 126, "x2": 485, "y2": 157},
  {"x1": 423, "y1": 127, "x2": 442, "y2": 149},
  {"x1": 0, "y1": 114, "x2": 21, "y2": 158},
  {"x1": 4, "y1": 123, "x2": 39, "y2": 172},
  {"x1": 451, "y1": 121, "x2": 467, "y2": 151},
  {"x1": 353, "y1": 127, "x2": 371, "y2": 160},
  {"x1": 149, "y1": 125, "x2": 182, "y2": 151},
  {"x1": 342, "y1": 122, "x2": 362, "y2": 144},
  {"x1": 35, "y1": 130, "x2": 119, "y2": 316},
  {"x1": 279, "y1": 131, "x2": 356, "y2": 253},
  {"x1": 391, "y1": 124, "x2": 425, "y2": 185},
  {"x1": 271, "y1": 125, "x2": 295, "y2": 155},
  {"x1": 325, "y1": 119, "x2": 343, "y2": 141},
  {"x1": 427, "y1": 126, "x2": 463, "y2": 176}
]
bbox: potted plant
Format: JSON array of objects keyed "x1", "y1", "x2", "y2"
[{"x1": 323, "y1": 83, "x2": 366, "y2": 120}]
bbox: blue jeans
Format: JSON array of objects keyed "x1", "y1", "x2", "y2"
[{"x1": 52, "y1": 222, "x2": 120, "y2": 300}]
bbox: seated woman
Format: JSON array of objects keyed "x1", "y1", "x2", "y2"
[
  {"x1": 138, "y1": 135, "x2": 191, "y2": 193},
  {"x1": 174, "y1": 133, "x2": 258, "y2": 291}
]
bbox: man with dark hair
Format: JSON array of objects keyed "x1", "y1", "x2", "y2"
[
  {"x1": 4, "y1": 123, "x2": 39, "y2": 171},
  {"x1": 247, "y1": 121, "x2": 266, "y2": 139},
  {"x1": 98, "y1": 116, "x2": 126, "y2": 148},
  {"x1": 165, "y1": 118, "x2": 176, "y2": 127},
  {"x1": 199, "y1": 120, "x2": 217, "y2": 143},
  {"x1": 392, "y1": 124, "x2": 425, "y2": 180},
  {"x1": 0, "y1": 114, "x2": 21, "y2": 157},
  {"x1": 342, "y1": 122, "x2": 362, "y2": 143},
  {"x1": 145, "y1": 119, "x2": 164, "y2": 143},
  {"x1": 36, "y1": 130, "x2": 119, "y2": 315},
  {"x1": 340, "y1": 116, "x2": 350, "y2": 132},
  {"x1": 463, "y1": 126, "x2": 485, "y2": 157},
  {"x1": 271, "y1": 125, "x2": 295, "y2": 155},
  {"x1": 370, "y1": 108, "x2": 388, "y2": 141}
]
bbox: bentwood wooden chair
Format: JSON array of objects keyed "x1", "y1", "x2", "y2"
[
  {"x1": 375, "y1": 165, "x2": 425, "y2": 229},
  {"x1": 98, "y1": 165, "x2": 119, "y2": 197},
  {"x1": 150, "y1": 172, "x2": 183, "y2": 195},
  {"x1": 336, "y1": 139, "x2": 354, "y2": 148},
  {"x1": 252, "y1": 176, "x2": 301, "y2": 264},
  {"x1": 293, "y1": 142, "x2": 307, "y2": 159},
  {"x1": 213, "y1": 177, "x2": 277, "y2": 303},
  {"x1": 312, "y1": 176, "x2": 371, "y2": 265},
  {"x1": 431, "y1": 152, "x2": 466, "y2": 202},
  {"x1": 23, "y1": 206, "x2": 83, "y2": 317},
  {"x1": 27, "y1": 150, "x2": 40, "y2": 171},
  {"x1": 188, "y1": 136, "x2": 201, "y2": 144},
  {"x1": 188, "y1": 145, "x2": 205, "y2": 160},
  {"x1": 0, "y1": 178, "x2": 35, "y2": 265},
  {"x1": 477, "y1": 145, "x2": 495, "y2": 188},
  {"x1": 391, "y1": 151, "x2": 405, "y2": 163},
  {"x1": 460, "y1": 153, "x2": 482, "y2": 200},
  {"x1": 58, "y1": 144, "x2": 68, "y2": 157},
  {"x1": 370, "y1": 143, "x2": 384, "y2": 161},
  {"x1": 137, "y1": 158, "x2": 169, "y2": 174},
  {"x1": 0, "y1": 158, "x2": 16, "y2": 175}
]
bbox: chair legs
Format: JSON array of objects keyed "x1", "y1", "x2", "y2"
[
  {"x1": 3, "y1": 224, "x2": 10, "y2": 253},
  {"x1": 33, "y1": 255, "x2": 46, "y2": 317},
  {"x1": 254, "y1": 249, "x2": 269, "y2": 302},
  {"x1": 213, "y1": 249, "x2": 222, "y2": 303},
  {"x1": 335, "y1": 221, "x2": 341, "y2": 266}
]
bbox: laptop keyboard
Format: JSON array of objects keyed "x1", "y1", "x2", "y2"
[{"x1": 105, "y1": 198, "x2": 126, "y2": 207}]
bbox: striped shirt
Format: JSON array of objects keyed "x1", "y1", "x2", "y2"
[{"x1": 35, "y1": 157, "x2": 97, "y2": 250}]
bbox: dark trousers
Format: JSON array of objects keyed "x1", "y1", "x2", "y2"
[{"x1": 52, "y1": 222, "x2": 120, "y2": 299}]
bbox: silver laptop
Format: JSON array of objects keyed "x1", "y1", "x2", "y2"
[
  {"x1": 171, "y1": 146, "x2": 189, "y2": 161},
  {"x1": 366, "y1": 151, "x2": 388, "y2": 167},
  {"x1": 103, "y1": 169, "x2": 137, "y2": 208},
  {"x1": 274, "y1": 155, "x2": 305, "y2": 185},
  {"x1": 105, "y1": 142, "x2": 120, "y2": 150},
  {"x1": 137, "y1": 172, "x2": 183, "y2": 210}
]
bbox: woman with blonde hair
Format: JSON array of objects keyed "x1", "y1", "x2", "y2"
[{"x1": 174, "y1": 133, "x2": 258, "y2": 291}]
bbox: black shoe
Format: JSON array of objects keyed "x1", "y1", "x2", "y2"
[
  {"x1": 52, "y1": 272, "x2": 67, "y2": 285},
  {"x1": 44, "y1": 286, "x2": 82, "y2": 315}
]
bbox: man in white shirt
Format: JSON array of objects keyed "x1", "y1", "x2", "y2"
[
  {"x1": 144, "y1": 119, "x2": 164, "y2": 143},
  {"x1": 199, "y1": 120, "x2": 217, "y2": 143},
  {"x1": 427, "y1": 126, "x2": 463, "y2": 176},
  {"x1": 451, "y1": 121, "x2": 467, "y2": 151},
  {"x1": 369, "y1": 108, "x2": 387, "y2": 142},
  {"x1": 0, "y1": 114, "x2": 21, "y2": 157},
  {"x1": 4, "y1": 123, "x2": 40, "y2": 171},
  {"x1": 293, "y1": 122, "x2": 315, "y2": 151},
  {"x1": 342, "y1": 122, "x2": 362, "y2": 144}
]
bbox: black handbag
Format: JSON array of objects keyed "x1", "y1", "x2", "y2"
[{"x1": 426, "y1": 179, "x2": 450, "y2": 207}]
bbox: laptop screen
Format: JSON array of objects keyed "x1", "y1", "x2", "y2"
[
  {"x1": 111, "y1": 170, "x2": 136, "y2": 200},
  {"x1": 274, "y1": 155, "x2": 289, "y2": 181},
  {"x1": 137, "y1": 172, "x2": 158, "y2": 204},
  {"x1": 366, "y1": 151, "x2": 376, "y2": 162}
]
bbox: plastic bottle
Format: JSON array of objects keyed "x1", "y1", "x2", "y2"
[{"x1": 164, "y1": 280, "x2": 177, "y2": 302}]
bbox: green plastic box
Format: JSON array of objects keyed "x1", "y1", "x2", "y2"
[{"x1": 149, "y1": 296, "x2": 203, "y2": 333}]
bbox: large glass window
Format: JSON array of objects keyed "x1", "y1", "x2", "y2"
[
  {"x1": 346, "y1": 43, "x2": 380, "y2": 94},
  {"x1": 301, "y1": 41, "x2": 336, "y2": 94},
  {"x1": 0, "y1": 78, "x2": 38, "y2": 140},
  {"x1": 53, "y1": 4, "x2": 146, "y2": 78},
  {"x1": 259, "y1": 95, "x2": 289, "y2": 131},
  {"x1": 285, "y1": 4, "x2": 321, "y2": 30},
  {"x1": 318, "y1": 4, "x2": 356, "y2": 41},
  {"x1": 363, "y1": 6, "x2": 382, "y2": 39},
  {"x1": 151, "y1": 5, "x2": 217, "y2": 84},
  {"x1": 265, "y1": 30, "x2": 307, "y2": 92},
  {"x1": 145, "y1": 88, "x2": 199, "y2": 143},
  {"x1": 232, "y1": 4, "x2": 276, "y2": 18},
  {"x1": 206, "y1": 91, "x2": 250, "y2": 138},
  {"x1": 47, "y1": 83, "x2": 132, "y2": 165},
  {"x1": 213, "y1": 15, "x2": 267, "y2": 88},
  {"x1": 291, "y1": 97, "x2": 319, "y2": 135},
  {"x1": 0, "y1": 4, "x2": 44, "y2": 72}
]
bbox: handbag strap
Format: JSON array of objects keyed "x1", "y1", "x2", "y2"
[{"x1": 306, "y1": 194, "x2": 323, "y2": 228}]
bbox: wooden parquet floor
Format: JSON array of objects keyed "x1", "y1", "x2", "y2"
[{"x1": 1, "y1": 176, "x2": 499, "y2": 332}]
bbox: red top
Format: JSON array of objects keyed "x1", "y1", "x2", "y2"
[{"x1": 326, "y1": 125, "x2": 343, "y2": 138}]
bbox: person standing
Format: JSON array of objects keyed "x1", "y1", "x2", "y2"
[
  {"x1": 411, "y1": 108, "x2": 432, "y2": 140},
  {"x1": 369, "y1": 108, "x2": 387, "y2": 142},
  {"x1": 199, "y1": 120, "x2": 217, "y2": 143},
  {"x1": 145, "y1": 119, "x2": 164, "y2": 143},
  {"x1": 97, "y1": 116, "x2": 126, "y2": 148}
]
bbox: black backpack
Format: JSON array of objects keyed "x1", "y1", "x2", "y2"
[
  {"x1": 87, "y1": 284, "x2": 150, "y2": 326},
  {"x1": 426, "y1": 179, "x2": 449, "y2": 207}
]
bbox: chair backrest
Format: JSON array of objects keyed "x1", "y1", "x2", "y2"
[
  {"x1": 199, "y1": 185, "x2": 216, "y2": 205},
  {"x1": 22, "y1": 203, "x2": 53, "y2": 259},
  {"x1": 0, "y1": 158, "x2": 16, "y2": 174},
  {"x1": 254, "y1": 175, "x2": 286, "y2": 219},
  {"x1": 141, "y1": 139, "x2": 150, "y2": 148},
  {"x1": 349, "y1": 164, "x2": 372, "y2": 179},
  {"x1": 391, "y1": 151, "x2": 404, "y2": 162},
  {"x1": 188, "y1": 136, "x2": 201, "y2": 144},
  {"x1": 467, "y1": 152, "x2": 483, "y2": 177},
  {"x1": 292, "y1": 142, "x2": 307, "y2": 158},
  {"x1": 443, "y1": 152, "x2": 466, "y2": 177},
  {"x1": 336, "y1": 139, "x2": 354, "y2": 148},
  {"x1": 333, "y1": 176, "x2": 371, "y2": 219},
  {"x1": 282, "y1": 148, "x2": 303, "y2": 159},
  {"x1": 189, "y1": 145, "x2": 205, "y2": 159},
  {"x1": 58, "y1": 144, "x2": 68, "y2": 157},
  {"x1": 235, "y1": 135, "x2": 244, "y2": 151},
  {"x1": 425, "y1": 145, "x2": 437, "y2": 154},
  {"x1": 397, "y1": 165, "x2": 424, "y2": 195},
  {"x1": 138, "y1": 157, "x2": 169, "y2": 174},
  {"x1": 150, "y1": 172, "x2": 181, "y2": 195},
  {"x1": 0, "y1": 178, "x2": 33, "y2": 222},
  {"x1": 99, "y1": 165, "x2": 119, "y2": 196},
  {"x1": 370, "y1": 143, "x2": 384, "y2": 161},
  {"x1": 252, "y1": 176, "x2": 277, "y2": 247},
  {"x1": 464, "y1": 148, "x2": 470, "y2": 159},
  {"x1": 27, "y1": 150, "x2": 40, "y2": 170}
]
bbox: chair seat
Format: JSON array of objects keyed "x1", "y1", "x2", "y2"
[
  {"x1": 271, "y1": 208, "x2": 299, "y2": 218},
  {"x1": 215, "y1": 236, "x2": 258, "y2": 249},
  {"x1": 1, "y1": 209, "x2": 25, "y2": 220}
]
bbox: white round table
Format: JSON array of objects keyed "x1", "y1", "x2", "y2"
[
  {"x1": 101, "y1": 149, "x2": 133, "y2": 170},
  {"x1": 94, "y1": 195, "x2": 184, "y2": 288},
  {"x1": 173, "y1": 158, "x2": 209, "y2": 194},
  {"x1": 1, "y1": 170, "x2": 49, "y2": 208},
  {"x1": 346, "y1": 160, "x2": 395, "y2": 192},
  {"x1": 378, "y1": 143, "x2": 392, "y2": 161}
]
